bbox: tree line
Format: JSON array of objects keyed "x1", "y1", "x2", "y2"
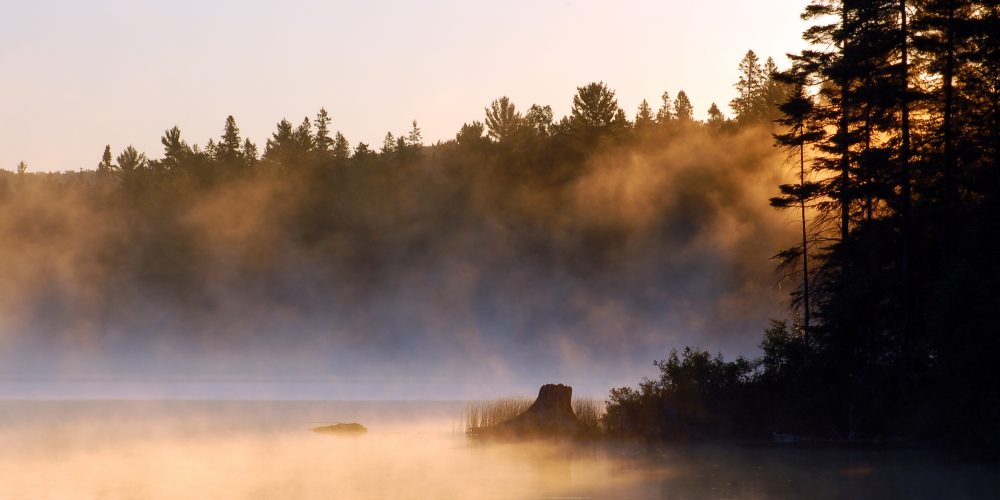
[{"x1": 15, "y1": 52, "x2": 782, "y2": 183}]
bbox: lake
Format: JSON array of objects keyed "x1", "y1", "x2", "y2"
[{"x1": 0, "y1": 401, "x2": 995, "y2": 499}]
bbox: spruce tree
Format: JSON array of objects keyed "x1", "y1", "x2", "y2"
[
  {"x1": 294, "y1": 117, "x2": 314, "y2": 154},
  {"x1": 98, "y1": 145, "x2": 114, "y2": 173},
  {"x1": 243, "y1": 139, "x2": 258, "y2": 167},
  {"x1": 707, "y1": 103, "x2": 725, "y2": 128},
  {"x1": 218, "y1": 115, "x2": 244, "y2": 165},
  {"x1": 634, "y1": 99, "x2": 655, "y2": 129},
  {"x1": 264, "y1": 119, "x2": 295, "y2": 165},
  {"x1": 674, "y1": 91, "x2": 694, "y2": 122},
  {"x1": 730, "y1": 50, "x2": 765, "y2": 124},
  {"x1": 771, "y1": 73, "x2": 825, "y2": 342},
  {"x1": 315, "y1": 108, "x2": 334, "y2": 154},
  {"x1": 656, "y1": 91, "x2": 673, "y2": 124},
  {"x1": 332, "y1": 132, "x2": 351, "y2": 161},
  {"x1": 381, "y1": 132, "x2": 396, "y2": 156}
]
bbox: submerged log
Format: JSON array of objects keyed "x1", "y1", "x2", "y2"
[
  {"x1": 313, "y1": 422, "x2": 367, "y2": 435},
  {"x1": 470, "y1": 384, "x2": 585, "y2": 439}
]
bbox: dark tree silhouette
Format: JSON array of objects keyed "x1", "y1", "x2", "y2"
[
  {"x1": 656, "y1": 91, "x2": 673, "y2": 124},
  {"x1": 634, "y1": 99, "x2": 655, "y2": 129},
  {"x1": 707, "y1": 103, "x2": 725, "y2": 128},
  {"x1": 485, "y1": 97, "x2": 523, "y2": 142},
  {"x1": 315, "y1": 108, "x2": 334, "y2": 155},
  {"x1": 218, "y1": 116, "x2": 245, "y2": 166},
  {"x1": 674, "y1": 91, "x2": 694, "y2": 122},
  {"x1": 98, "y1": 145, "x2": 114, "y2": 173},
  {"x1": 730, "y1": 50, "x2": 765, "y2": 124},
  {"x1": 115, "y1": 146, "x2": 147, "y2": 173}
]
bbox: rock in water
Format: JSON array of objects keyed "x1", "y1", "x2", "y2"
[
  {"x1": 472, "y1": 384, "x2": 585, "y2": 439},
  {"x1": 313, "y1": 422, "x2": 367, "y2": 435}
]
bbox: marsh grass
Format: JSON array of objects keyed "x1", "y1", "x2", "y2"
[
  {"x1": 464, "y1": 397, "x2": 606, "y2": 434},
  {"x1": 572, "y1": 398, "x2": 604, "y2": 434},
  {"x1": 465, "y1": 398, "x2": 532, "y2": 432}
]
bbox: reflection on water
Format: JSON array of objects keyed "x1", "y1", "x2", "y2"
[{"x1": 0, "y1": 401, "x2": 996, "y2": 499}]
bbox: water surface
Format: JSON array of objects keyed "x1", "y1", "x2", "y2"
[{"x1": 0, "y1": 401, "x2": 995, "y2": 499}]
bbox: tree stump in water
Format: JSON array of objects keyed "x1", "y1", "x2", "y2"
[{"x1": 471, "y1": 384, "x2": 585, "y2": 439}]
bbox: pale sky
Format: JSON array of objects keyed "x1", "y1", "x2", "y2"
[{"x1": 1, "y1": 0, "x2": 809, "y2": 172}]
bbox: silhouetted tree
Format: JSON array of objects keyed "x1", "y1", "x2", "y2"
[
  {"x1": 761, "y1": 57, "x2": 788, "y2": 123},
  {"x1": 315, "y1": 108, "x2": 334, "y2": 154},
  {"x1": 456, "y1": 121, "x2": 488, "y2": 147},
  {"x1": 771, "y1": 73, "x2": 825, "y2": 341},
  {"x1": 525, "y1": 104, "x2": 554, "y2": 137},
  {"x1": 380, "y1": 132, "x2": 396, "y2": 156},
  {"x1": 159, "y1": 127, "x2": 189, "y2": 171},
  {"x1": 562, "y1": 81, "x2": 628, "y2": 147},
  {"x1": 707, "y1": 103, "x2": 726, "y2": 129},
  {"x1": 485, "y1": 97, "x2": 523, "y2": 142},
  {"x1": 656, "y1": 91, "x2": 673, "y2": 124},
  {"x1": 634, "y1": 99, "x2": 655, "y2": 129},
  {"x1": 243, "y1": 139, "x2": 258, "y2": 168},
  {"x1": 353, "y1": 142, "x2": 375, "y2": 163},
  {"x1": 217, "y1": 115, "x2": 245, "y2": 166},
  {"x1": 730, "y1": 50, "x2": 766, "y2": 124},
  {"x1": 264, "y1": 119, "x2": 296, "y2": 166},
  {"x1": 98, "y1": 146, "x2": 114, "y2": 173},
  {"x1": 293, "y1": 117, "x2": 314, "y2": 156},
  {"x1": 332, "y1": 132, "x2": 351, "y2": 161},
  {"x1": 116, "y1": 146, "x2": 147, "y2": 173},
  {"x1": 674, "y1": 91, "x2": 694, "y2": 122}
]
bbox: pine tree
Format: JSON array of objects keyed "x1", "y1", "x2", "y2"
[
  {"x1": 98, "y1": 145, "x2": 114, "y2": 173},
  {"x1": 332, "y1": 132, "x2": 351, "y2": 161},
  {"x1": 485, "y1": 97, "x2": 523, "y2": 142},
  {"x1": 566, "y1": 82, "x2": 627, "y2": 132},
  {"x1": 204, "y1": 139, "x2": 218, "y2": 161},
  {"x1": 634, "y1": 99, "x2": 655, "y2": 129},
  {"x1": 771, "y1": 73, "x2": 826, "y2": 342},
  {"x1": 707, "y1": 103, "x2": 726, "y2": 128},
  {"x1": 762, "y1": 57, "x2": 788, "y2": 123},
  {"x1": 381, "y1": 132, "x2": 396, "y2": 156},
  {"x1": 218, "y1": 115, "x2": 244, "y2": 165},
  {"x1": 406, "y1": 120, "x2": 423, "y2": 148},
  {"x1": 525, "y1": 104, "x2": 554, "y2": 136},
  {"x1": 656, "y1": 91, "x2": 673, "y2": 124},
  {"x1": 243, "y1": 139, "x2": 258, "y2": 167},
  {"x1": 264, "y1": 119, "x2": 295, "y2": 165},
  {"x1": 730, "y1": 50, "x2": 765, "y2": 124},
  {"x1": 674, "y1": 91, "x2": 694, "y2": 122},
  {"x1": 456, "y1": 121, "x2": 487, "y2": 146},
  {"x1": 315, "y1": 108, "x2": 334, "y2": 153},
  {"x1": 116, "y1": 146, "x2": 147, "y2": 173},
  {"x1": 353, "y1": 142, "x2": 375, "y2": 163},
  {"x1": 294, "y1": 117, "x2": 314, "y2": 154},
  {"x1": 159, "y1": 127, "x2": 190, "y2": 170}
]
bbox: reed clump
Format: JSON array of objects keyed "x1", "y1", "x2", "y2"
[
  {"x1": 572, "y1": 398, "x2": 605, "y2": 434},
  {"x1": 465, "y1": 398, "x2": 533, "y2": 432},
  {"x1": 464, "y1": 397, "x2": 606, "y2": 434}
]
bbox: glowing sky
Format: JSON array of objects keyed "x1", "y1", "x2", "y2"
[{"x1": 0, "y1": 0, "x2": 808, "y2": 171}]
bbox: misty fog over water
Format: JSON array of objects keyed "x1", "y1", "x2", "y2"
[
  {"x1": 0, "y1": 126, "x2": 795, "y2": 399},
  {"x1": 1, "y1": 400, "x2": 996, "y2": 499}
]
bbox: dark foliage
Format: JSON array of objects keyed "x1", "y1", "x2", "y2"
[{"x1": 606, "y1": 1, "x2": 1000, "y2": 451}]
